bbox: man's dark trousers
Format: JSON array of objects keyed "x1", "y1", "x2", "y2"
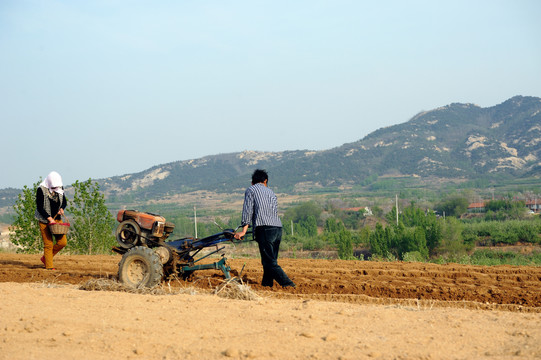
[{"x1": 255, "y1": 226, "x2": 294, "y2": 287}]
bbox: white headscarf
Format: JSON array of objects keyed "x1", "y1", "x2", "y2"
[{"x1": 39, "y1": 171, "x2": 64, "y2": 195}]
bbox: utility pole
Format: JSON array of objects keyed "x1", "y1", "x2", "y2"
[{"x1": 291, "y1": 220, "x2": 294, "y2": 236}]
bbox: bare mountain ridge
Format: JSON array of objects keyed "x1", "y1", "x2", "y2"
[{"x1": 96, "y1": 95, "x2": 540, "y2": 200}]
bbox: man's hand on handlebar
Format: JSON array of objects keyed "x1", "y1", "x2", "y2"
[
  {"x1": 233, "y1": 231, "x2": 245, "y2": 240},
  {"x1": 234, "y1": 224, "x2": 249, "y2": 240}
]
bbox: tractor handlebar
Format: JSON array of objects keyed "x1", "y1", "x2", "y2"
[{"x1": 230, "y1": 229, "x2": 254, "y2": 243}]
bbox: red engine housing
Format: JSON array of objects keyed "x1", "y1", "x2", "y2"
[{"x1": 117, "y1": 210, "x2": 170, "y2": 238}]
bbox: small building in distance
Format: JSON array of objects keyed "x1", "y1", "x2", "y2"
[
  {"x1": 467, "y1": 202, "x2": 486, "y2": 213},
  {"x1": 525, "y1": 199, "x2": 540, "y2": 213}
]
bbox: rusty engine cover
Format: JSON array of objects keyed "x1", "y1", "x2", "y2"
[{"x1": 117, "y1": 210, "x2": 167, "y2": 237}]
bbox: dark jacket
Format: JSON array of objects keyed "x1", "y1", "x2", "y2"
[{"x1": 35, "y1": 186, "x2": 66, "y2": 223}]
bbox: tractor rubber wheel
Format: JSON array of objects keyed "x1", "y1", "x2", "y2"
[
  {"x1": 116, "y1": 219, "x2": 141, "y2": 249},
  {"x1": 118, "y1": 246, "x2": 164, "y2": 288}
]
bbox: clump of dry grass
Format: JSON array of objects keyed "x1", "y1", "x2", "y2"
[
  {"x1": 78, "y1": 278, "x2": 198, "y2": 295},
  {"x1": 214, "y1": 277, "x2": 261, "y2": 301},
  {"x1": 77, "y1": 274, "x2": 261, "y2": 300},
  {"x1": 37, "y1": 275, "x2": 260, "y2": 301},
  {"x1": 78, "y1": 278, "x2": 164, "y2": 294}
]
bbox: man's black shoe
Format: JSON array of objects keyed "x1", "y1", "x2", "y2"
[{"x1": 282, "y1": 282, "x2": 296, "y2": 288}]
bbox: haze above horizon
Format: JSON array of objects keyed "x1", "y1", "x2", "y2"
[{"x1": 1, "y1": 0, "x2": 540, "y2": 189}]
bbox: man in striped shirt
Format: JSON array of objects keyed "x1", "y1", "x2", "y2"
[{"x1": 234, "y1": 169, "x2": 295, "y2": 288}]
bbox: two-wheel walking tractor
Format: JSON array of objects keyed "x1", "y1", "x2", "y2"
[{"x1": 112, "y1": 210, "x2": 250, "y2": 288}]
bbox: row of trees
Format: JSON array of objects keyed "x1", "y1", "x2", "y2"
[
  {"x1": 369, "y1": 203, "x2": 461, "y2": 260},
  {"x1": 10, "y1": 179, "x2": 115, "y2": 254},
  {"x1": 277, "y1": 197, "x2": 540, "y2": 261},
  {"x1": 9, "y1": 182, "x2": 540, "y2": 263}
]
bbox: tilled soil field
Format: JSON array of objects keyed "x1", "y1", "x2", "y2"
[
  {"x1": 2, "y1": 252, "x2": 541, "y2": 359},
  {"x1": 1, "y1": 253, "x2": 540, "y2": 311}
]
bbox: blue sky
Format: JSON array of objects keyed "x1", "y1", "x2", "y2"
[{"x1": 1, "y1": 0, "x2": 540, "y2": 189}]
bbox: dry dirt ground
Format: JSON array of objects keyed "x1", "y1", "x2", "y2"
[{"x1": 1, "y1": 253, "x2": 541, "y2": 359}]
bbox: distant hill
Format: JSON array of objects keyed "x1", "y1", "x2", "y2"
[{"x1": 1, "y1": 95, "x2": 540, "y2": 207}]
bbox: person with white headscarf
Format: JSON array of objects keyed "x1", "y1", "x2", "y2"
[{"x1": 35, "y1": 171, "x2": 68, "y2": 270}]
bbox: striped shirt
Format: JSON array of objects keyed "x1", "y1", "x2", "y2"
[{"x1": 241, "y1": 183, "x2": 282, "y2": 228}]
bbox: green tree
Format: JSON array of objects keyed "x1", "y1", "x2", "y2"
[
  {"x1": 324, "y1": 217, "x2": 345, "y2": 233},
  {"x1": 394, "y1": 202, "x2": 443, "y2": 256},
  {"x1": 69, "y1": 179, "x2": 116, "y2": 254},
  {"x1": 436, "y1": 217, "x2": 468, "y2": 257},
  {"x1": 294, "y1": 215, "x2": 318, "y2": 237},
  {"x1": 283, "y1": 201, "x2": 322, "y2": 235},
  {"x1": 436, "y1": 195, "x2": 469, "y2": 217},
  {"x1": 337, "y1": 229, "x2": 354, "y2": 260},
  {"x1": 385, "y1": 206, "x2": 398, "y2": 225},
  {"x1": 400, "y1": 202, "x2": 426, "y2": 227},
  {"x1": 369, "y1": 223, "x2": 390, "y2": 257},
  {"x1": 412, "y1": 227, "x2": 429, "y2": 259},
  {"x1": 425, "y1": 215, "x2": 443, "y2": 254},
  {"x1": 484, "y1": 199, "x2": 528, "y2": 220},
  {"x1": 9, "y1": 180, "x2": 42, "y2": 253},
  {"x1": 357, "y1": 226, "x2": 371, "y2": 247},
  {"x1": 393, "y1": 225, "x2": 428, "y2": 260},
  {"x1": 322, "y1": 218, "x2": 345, "y2": 245}
]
